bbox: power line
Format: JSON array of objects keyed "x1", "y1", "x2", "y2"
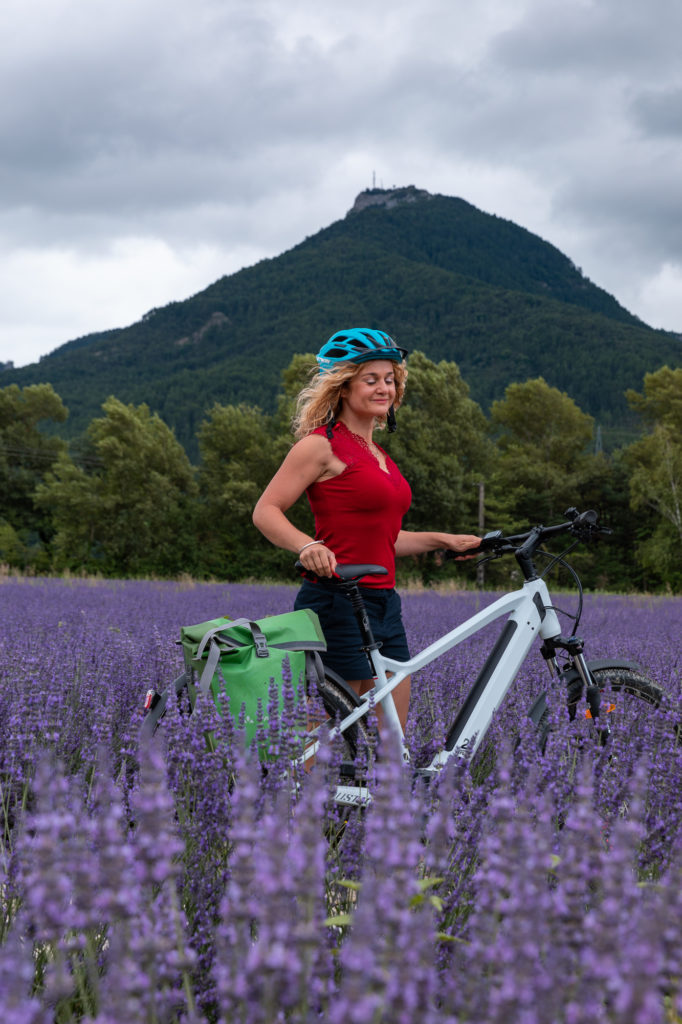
[{"x1": 0, "y1": 441, "x2": 103, "y2": 468}]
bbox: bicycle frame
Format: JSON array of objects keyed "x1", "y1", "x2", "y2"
[
  {"x1": 140, "y1": 509, "x2": 647, "y2": 809},
  {"x1": 307, "y1": 576, "x2": 563, "y2": 804}
]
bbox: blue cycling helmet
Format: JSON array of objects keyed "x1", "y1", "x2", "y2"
[{"x1": 316, "y1": 328, "x2": 408, "y2": 373}]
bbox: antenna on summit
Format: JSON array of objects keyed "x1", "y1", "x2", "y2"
[{"x1": 372, "y1": 170, "x2": 376, "y2": 189}]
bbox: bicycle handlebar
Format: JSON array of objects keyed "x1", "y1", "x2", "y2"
[
  {"x1": 296, "y1": 510, "x2": 610, "y2": 584},
  {"x1": 451, "y1": 508, "x2": 611, "y2": 560}
]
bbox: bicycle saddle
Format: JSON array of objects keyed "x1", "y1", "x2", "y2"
[
  {"x1": 295, "y1": 561, "x2": 388, "y2": 583},
  {"x1": 333, "y1": 564, "x2": 388, "y2": 581}
]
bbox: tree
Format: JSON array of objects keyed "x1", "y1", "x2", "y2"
[
  {"x1": 0, "y1": 383, "x2": 68, "y2": 567},
  {"x1": 196, "y1": 402, "x2": 299, "y2": 579},
  {"x1": 626, "y1": 365, "x2": 682, "y2": 431},
  {"x1": 273, "y1": 352, "x2": 318, "y2": 433},
  {"x1": 36, "y1": 397, "x2": 198, "y2": 576},
  {"x1": 624, "y1": 367, "x2": 682, "y2": 589},
  {"x1": 383, "y1": 352, "x2": 493, "y2": 581},
  {"x1": 485, "y1": 377, "x2": 655, "y2": 590},
  {"x1": 489, "y1": 377, "x2": 600, "y2": 527}
]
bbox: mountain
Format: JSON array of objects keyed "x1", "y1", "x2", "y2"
[{"x1": 3, "y1": 185, "x2": 681, "y2": 456}]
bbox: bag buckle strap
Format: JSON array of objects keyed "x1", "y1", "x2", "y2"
[
  {"x1": 251, "y1": 625, "x2": 269, "y2": 658},
  {"x1": 195, "y1": 619, "x2": 270, "y2": 699}
]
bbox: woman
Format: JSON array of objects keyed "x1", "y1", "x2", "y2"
[{"x1": 252, "y1": 328, "x2": 481, "y2": 730}]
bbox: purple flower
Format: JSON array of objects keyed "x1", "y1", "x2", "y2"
[{"x1": 0, "y1": 577, "x2": 680, "y2": 1020}]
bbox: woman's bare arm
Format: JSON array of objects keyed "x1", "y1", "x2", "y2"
[
  {"x1": 394, "y1": 530, "x2": 481, "y2": 557},
  {"x1": 252, "y1": 434, "x2": 341, "y2": 575}
]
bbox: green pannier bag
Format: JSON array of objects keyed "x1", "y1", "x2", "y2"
[{"x1": 142, "y1": 608, "x2": 327, "y2": 758}]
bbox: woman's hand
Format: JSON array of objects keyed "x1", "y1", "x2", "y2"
[
  {"x1": 441, "y1": 534, "x2": 483, "y2": 560},
  {"x1": 299, "y1": 540, "x2": 337, "y2": 577}
]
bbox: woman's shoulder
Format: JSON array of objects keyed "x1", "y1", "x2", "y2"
[
  {"x1": 292, "y1": 428, "x2": 351, "y2": 484},
  {"x1": 287, "y1": 430, "x2": 334, "y2": 467},
  {"x1": 306, "y1": 424, "x2": 329, "y2": 439},
  {"x1": 295, "y1": 428, "x2": 330, "y2": 449}
]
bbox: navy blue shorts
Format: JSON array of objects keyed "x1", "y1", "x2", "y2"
[{"x1": 294, "y1": 579, "x2": 410, "y2": 681}]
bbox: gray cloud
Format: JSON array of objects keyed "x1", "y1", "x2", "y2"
[
  {"x1": 630, "y1": 88, "x2": 682, "y2": 139},
  {"x1": 1, "y1": 0, "x2": 682, "y2": 366},
  {"x1": 491, "y1": 0, "x2": 682, "y2": 76}
]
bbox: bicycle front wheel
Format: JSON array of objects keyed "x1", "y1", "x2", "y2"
[{"x1": 533, "y1": 661, "x2": 674, "y2": 752}]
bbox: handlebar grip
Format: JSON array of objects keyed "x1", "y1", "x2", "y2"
[{"x1": 441, "y1": 531, "x2": 501, "y2": 560}]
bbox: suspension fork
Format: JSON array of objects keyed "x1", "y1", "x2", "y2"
[
  {"x1": 519, "y1": 544, "x2": 605, "y2": 725},
  {"x1": 540, "y1": 635, "x2": 607, "y2": 732}
]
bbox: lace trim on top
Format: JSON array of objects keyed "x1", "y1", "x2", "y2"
[{"x1": 334, "y1": 421, "x2": 401, "y2": 486}]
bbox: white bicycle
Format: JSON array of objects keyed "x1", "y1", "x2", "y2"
[{"x1": 300, "y1": 508, "x2": 673, "y2": 805}]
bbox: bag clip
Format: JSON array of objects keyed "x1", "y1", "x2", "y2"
[{"x1": 251, "y1": 625, "x2": 269, "y2": 658}]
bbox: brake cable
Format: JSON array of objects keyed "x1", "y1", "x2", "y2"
[
  {"x1": 445, "y1": 530, "x2": 587, "y2": 631},
  {"x1": 536, "y1": 543, "x2": 585, "y2": 631}
]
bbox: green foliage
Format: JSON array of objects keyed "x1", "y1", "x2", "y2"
[
  {"x1": 484, "y1": 378, "x2": 631, "y2": 589},
  {"x1": 0, "y1": 382, "x2": 68, "y2": 567},
  {"x1": 36, "y1": 397, "x2": 198, "y2": 576},
  {"x1": 573, "y1": 449, "x2": 651, "y2": 593},
  {"x1": 2, "y1": 352, "x2": 681, "y2": 593},
  {"x1": 3, "y1": 191, "x2": 680, "y2": 456},
  {"x1": 385, "y1": 353, "x2": 493, "y2": 583},
  {"x1": 195, "y1": 402, "x2": 302, "y2": 580},
  {"x1": 626, "y1": 426, "x2": 682, "y2": 587},
  {"x1": 339, "y1": 190, "x2": 640, "y2": 323},
  {"x1": 489, "y1": 377, "x2": 598, "y2": 524},
  {"x1": 0, "y1": 518, "x2": 24, "y2": 564},
  {"x1": 626, "y1": 365, "x2": 682, "y2": 429},
  {"x1": 624, "y1": 368, "x2": 682, "y2": 589}
]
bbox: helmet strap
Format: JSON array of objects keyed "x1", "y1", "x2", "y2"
[
  {"x1": 387, "y1": 405, "x2": 397, "y2": 433},
  {"x1": 325, "y1": 409, "x2": 337, "y2": 440}
]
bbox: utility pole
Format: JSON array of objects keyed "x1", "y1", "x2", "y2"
[{"x1": 477, "y1": 481, "x2": 485, "y2": 589}]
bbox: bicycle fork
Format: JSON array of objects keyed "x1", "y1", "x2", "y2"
[{"x1": 541, "y1": 635, "x2": 611, "y2": 742}]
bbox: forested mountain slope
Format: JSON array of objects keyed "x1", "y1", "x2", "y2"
[{"x1": 4, "y1": 186, "x2": 680, "y2": 453}]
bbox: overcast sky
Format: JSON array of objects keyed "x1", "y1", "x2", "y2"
[{"x1": 2, "y1": 0, "x2": 682, "y2": 368}]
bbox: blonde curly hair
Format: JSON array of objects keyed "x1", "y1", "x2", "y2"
[{"x1": 292, "y1": 359, "x2": 408, "y2": 440}]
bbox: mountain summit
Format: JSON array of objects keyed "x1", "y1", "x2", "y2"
[
  {"x1": 3, "y1": 186, "x2": 680, "y2": 453},
  {"x1": 348, "y1": 185, "x2": 434, "y2": 214}
]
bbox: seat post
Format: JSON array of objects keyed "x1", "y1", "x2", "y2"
[{"x1": 343, "y1": 581, "x2": 382, "y2": 676}]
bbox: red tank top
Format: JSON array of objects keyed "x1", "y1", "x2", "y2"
[{"x1": 305, "y1": 422, "x2": 412, "y2": 588}]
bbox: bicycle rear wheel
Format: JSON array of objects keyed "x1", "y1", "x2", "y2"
[
  {"x1": 304, "y1": 671, "x2": 377, "y2": 845},
  {"x1": 305, "y1": 669, "x2": 376, "y2": 765}
]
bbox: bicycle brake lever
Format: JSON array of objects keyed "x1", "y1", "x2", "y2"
[
  {"x1": 570, "y1": 521, "x2": 612, "y2": 543},
  {"x1": 569, "y1": 509, "x2": 611, "y2": 542}
]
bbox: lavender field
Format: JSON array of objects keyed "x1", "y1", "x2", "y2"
[{"x1": 1, "y1": 575, "x2": 681, "y2": 1023}]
